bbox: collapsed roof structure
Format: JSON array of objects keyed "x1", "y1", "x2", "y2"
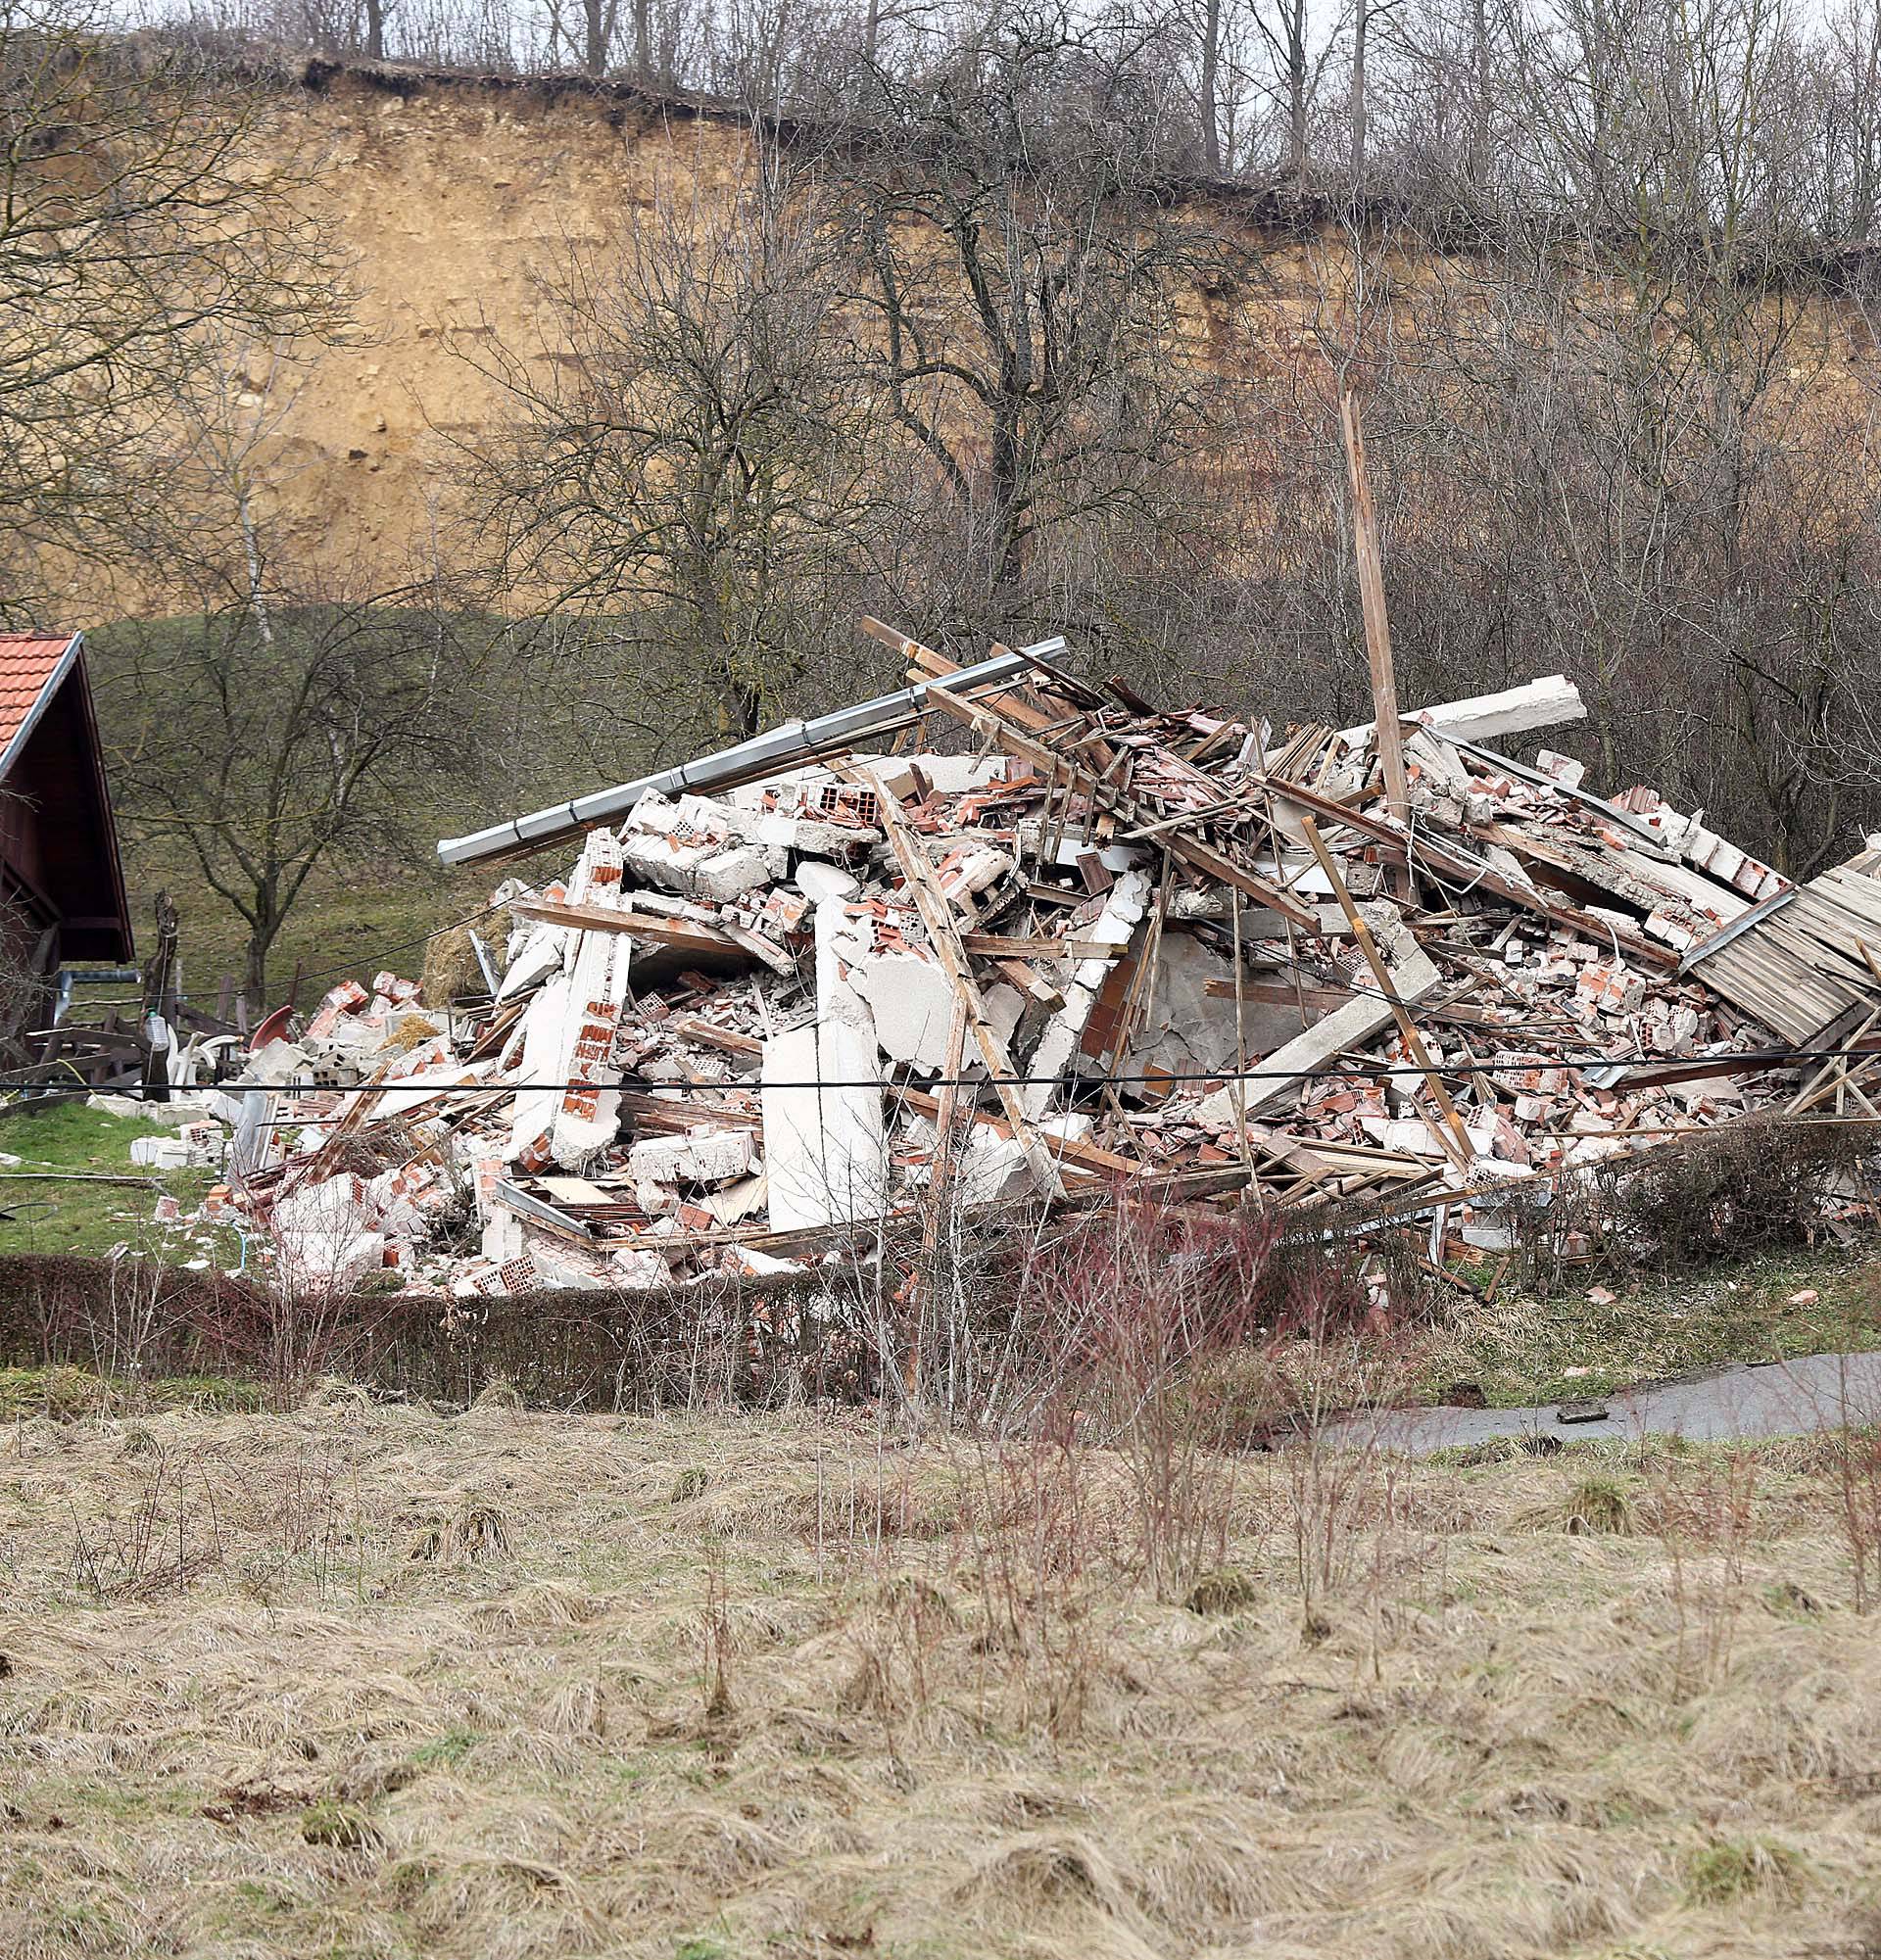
[{"x1": 192, "y1": 620, "x2": 1881, "y2": 1296}]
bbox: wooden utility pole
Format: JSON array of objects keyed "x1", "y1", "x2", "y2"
[{"x1": 1338, "y1": 382, "x2": 1409, "y2": 827}]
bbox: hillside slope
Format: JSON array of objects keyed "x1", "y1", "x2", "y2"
[
  {"x1": 199, "y1": 73, "x2": 756, "y2": 598},
  {"x1": 69, "y1": 63, "x2": 1863, "y2": 623}
]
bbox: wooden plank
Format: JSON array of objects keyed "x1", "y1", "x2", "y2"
[
  {"x1": 994, "y1": 957, "x2": 1063, "y2": 1007},
  {"x1": 671, "y1": 1018, "x2": 764, "y2": 1056},
  {"x1": 960, "y1": 932, "x2": 1130, "y2": 961},
  {"x1": 509, "y1": 897, "x2": 746, "y2": 957},
  {"x1": 1810, "y1": 867, "x2": 1881, "y2": 929},
  {"x1": 1204, "y1": 977, "x2": 1355, "y2": 1014},
  {"x1": 1758, "y1": 913, "x2": 1877, "y2": 991},
  {"x1": 860, "y1": 616, "x2": 1064, "y2": 735},
  {"x1": 618, "y1": 1089, "x2": 762, "y2": 1132},
  {"x1": 1339, "y1": 384, "x2": 1409, "y2": 827},
  {"x1": 1789, "y1": 1007, "x2": 1881, "y2": 1116}
]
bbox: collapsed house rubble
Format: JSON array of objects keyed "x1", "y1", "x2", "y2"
[{"x1": 182, "y1": 622, "x2": 1881, "y2": 1296}]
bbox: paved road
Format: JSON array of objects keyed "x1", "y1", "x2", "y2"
[{"x1": 1317, "y1": 1350, "x2": 1881, "y2": 1456}]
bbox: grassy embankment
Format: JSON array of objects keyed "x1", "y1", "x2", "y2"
[{"x1": 3, "y1": 1393, "x2": 1881, "y2": 1958}]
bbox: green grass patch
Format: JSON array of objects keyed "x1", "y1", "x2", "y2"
[
  {"x1": 0, "y1": 1365, "x2": 265, "y2": 1419},
  {"x1": 1423, "y1": 1245, "x2": 1881, "y2": 1408},
  {"x1": 408, "y1": 1726, "x2": 481, "y2": 1770},
  {"x1": 1685, "y1": 1835, "x2": 1809, "y2": 1904},
  {"x1": 0, "y1": 1102, "x2": 236, "y2": 1266}
]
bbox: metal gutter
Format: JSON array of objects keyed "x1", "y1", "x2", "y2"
[
  {"x1": 436, "y1": 641, "x2": 1065, "y2": 868},
  {"x1": 1677, "y1": 884, "x2": 1797, "y2": 974}
]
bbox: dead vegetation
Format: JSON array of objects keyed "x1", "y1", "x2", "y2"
[{"x1": 5, "y1": 1393, "x2": 1881, "y2": 1958}]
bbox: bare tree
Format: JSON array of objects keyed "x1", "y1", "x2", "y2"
[
  {"x1": 100, "y1": 587, "x2": 476, "y2": 1007},
  {"x1": 458, "y1": 172, "x2": 889, "y2": 748},
  {"x1": 811, "y1": 2, "x2": 1235, "y2": 642},
  {"x1": 540, "y1": 0, "x2": 620, "y2": 72},
  {"x1": 1251, "y1": 0, "x2": 1336, "y2": 177}
]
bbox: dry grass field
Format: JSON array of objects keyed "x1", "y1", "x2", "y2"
[{"x1": 5, "y1": 1383, "x2": 1881, "y2": 1960}]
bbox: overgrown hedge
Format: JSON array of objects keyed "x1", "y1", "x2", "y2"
[{"x1": 0, "y1": 1255, "x2": 879, "y2": 1410}]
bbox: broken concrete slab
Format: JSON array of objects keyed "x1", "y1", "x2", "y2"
[
  {"x1": 627, "y1": 1127, "x2": 757, "y2": 1186},
  {"x1": 1338, "y1": 674, "x2": 1585, "y2": 751},
  {"x1": 806, "y1": 889, "x2": 890, "y2": 1225},
  {"x1": 762, "y1": 1023, "x2": 832, "y2": 1230},
  {"x1": 852, "y1": 953, "x2": 958, "y2": 1074}
]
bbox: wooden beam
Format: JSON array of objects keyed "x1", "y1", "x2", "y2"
[
  {"x1": 1339, "y1": 383, "x2": 1409, "y2": 827},
  {"x1": 670, "y1": 1018, "x2": 764, "y2": 1056},
  {"x1": 618, "y1": 1089, "x2": 761, "y2": 1132},
  {"x1": 960, "y1": 932, "x2": 1129, "y2": 961},
  {"x1": 508, "y1": 897, "x2": 747, "y2": 958},
  {"x1": 859, "y1": 616, "x2": 1062, "y2": 733},
  {"x1": 1204, "y1": 977, "x2": 1356, "y2": 1014}
]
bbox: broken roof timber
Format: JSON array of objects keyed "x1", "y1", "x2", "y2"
[{"x1": 435, "y1": 641, "x2": 1063, "y2": 869}]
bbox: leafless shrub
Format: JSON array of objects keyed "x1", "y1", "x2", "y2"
[
  {"x1": 67, "y1": 1438, "x2": 229, "y2": 1600},
  {"x1": 80, "y1": 1250, "x2": 172, "y2": 1410},
  {"x1": 1813, "y1": 1358, "x2": 1881, "y2": 1611},
  {"x1": 1645, "y1": 1441, "x2": 1763, "y2": 1693},
  {"x1": 1515, "y1": 1121, "x2": 1876, "y2": 1291}
]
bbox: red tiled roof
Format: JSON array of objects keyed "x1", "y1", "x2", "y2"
[{"x1": 0, "y1": 632, "x2": 79, "y2": 768}]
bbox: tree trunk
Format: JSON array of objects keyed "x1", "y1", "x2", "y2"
[
  {"x1": 1348, "y1": 0, "x2": 1368, "y2": 194},
  {"x1": 634, "y1": 0, "x2": 651, "y2": 81},
  {"x1": 1201, "y1": 0, "x2": 1223, "y2": 173},
  {"x1": 1860, "y1": 8, "x2": 1881, "y2": 242},
  {"x1": 363, "y1": 0, "x2": 386, "y2": 61},
  {"x1": 1287, "y1": 0, "x2": 1309, "y2": 179},
  {"x1": 1468, "y1": 0, "x2": 1491, "y2": 189},
  {"x1": 584, "y1": 0, "x2": 607, "y2": 76},
  {"x1": 244, "y1": 881, "x2": 280, "y2": 1014},
  {"x1": 989, "y1": 406, "x2": 1027, "y2": 594}
]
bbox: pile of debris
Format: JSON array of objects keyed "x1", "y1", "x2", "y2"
[{"x1": 191, "y1": 622, "x2": 1881, "y2": 1296}]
